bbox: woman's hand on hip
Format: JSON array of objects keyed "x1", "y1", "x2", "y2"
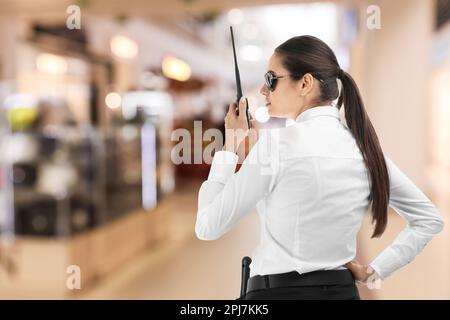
[{"x1": 345, "y1": 260, "x2": 381, "y2": 286}]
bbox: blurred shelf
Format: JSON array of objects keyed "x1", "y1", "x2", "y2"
[{"x1": 0, "y1": 199, "x2": 171, "y2": 299}]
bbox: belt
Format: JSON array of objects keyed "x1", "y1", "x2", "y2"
[{"x1": 246, "y1": 269, "x2": 355, "y2": 294}]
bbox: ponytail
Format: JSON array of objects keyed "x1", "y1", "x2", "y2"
[{"x1": 337, "y1": 70, "x2": 390, "y2": 238}]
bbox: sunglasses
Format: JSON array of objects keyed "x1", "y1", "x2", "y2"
[
  {"x1": 264, "y1": 71, "x2": 291, "y2": 92},
  {"x1": 264, "y1": 71, "x2": 325, "y2": 92}
]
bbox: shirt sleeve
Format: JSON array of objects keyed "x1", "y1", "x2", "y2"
[
  {"x1": 195, "y1": 130, "x2": 279, "y2": 240},
  {"x1": 368, "y1": 156, "x2": 445, "y2": 280}
]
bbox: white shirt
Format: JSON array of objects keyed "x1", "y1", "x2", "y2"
[{"x1": 195, "y1": 105, "x2": 445, "y2": 279}]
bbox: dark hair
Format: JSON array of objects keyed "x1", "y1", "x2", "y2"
[{"x1": 275, "y1": 35, "x2": 389, "y2": 238}]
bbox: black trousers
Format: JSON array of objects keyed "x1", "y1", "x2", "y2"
[
  {"x1": 237, "y1": 270, "x2": 361, "y2": 300},
  {"x1": 239, "y1": 283, "x2": 360, "y2": 300}
]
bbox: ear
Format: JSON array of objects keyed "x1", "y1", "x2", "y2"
[{"x1": 298, "y1": 73, "x2": 314, "y2": 96}]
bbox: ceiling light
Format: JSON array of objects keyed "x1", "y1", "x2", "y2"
[
  {"x1": 105, "y1": 92, "x2": 122, "y2": 109},
  {"x1": 161, "y1": 56, "x2": 191, "y2": 82},
  {"x1": 110, "y1": 35, "x2": 139, "y2": 59},
  {"x1": 36, "y1": 53, "x2": 68, "y2": 74}
]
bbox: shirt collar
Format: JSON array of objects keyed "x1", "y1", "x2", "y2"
[{"x1": 294, "y1": 105, "x2": 340, "y2": 123}]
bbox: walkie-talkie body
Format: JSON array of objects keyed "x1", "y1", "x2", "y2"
[
  {"x1": 239, "y1": 256, "x2": 252, "y2": 298},
  {"x1": 230, "y1": 26, "x2": 251, "y2": 129}
]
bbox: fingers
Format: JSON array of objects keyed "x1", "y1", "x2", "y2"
[
  {"x1": 344, "y1": 260, "x2": 355, "y2": 267},
  {"x1": 228, "y1": 98, "x2": 247, "y2": 115},
  {"x1": 344, "y1": 262, "x2": 354, "y2": 270},
  {"x1": 227, "y1": 98, "x2": 250, "y2": 130},
  {"x1": 228, "y1": 102, "x2": 237, "y2": 115},
  {"x1": 238, "y1": 97, "x2": 247, "y2": 118},
  {"x1": 345, "y1": 259, "x2": 360, "y2": 266},
  {"x1": 344, "y1": 260, "x2": 361, "y2": 271}
]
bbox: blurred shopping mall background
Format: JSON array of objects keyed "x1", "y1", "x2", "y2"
[{"x1": 0, "y1": 0, "x2": 449, "y2": 299}]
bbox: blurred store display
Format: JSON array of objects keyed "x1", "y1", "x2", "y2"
[
  {"x1": 0, "y1": 80, "x2": 174, "y2": 294},
  {"x1": 2, "y1": 102, "x2": 174, "y2": 237},
  {"x1": 0, "y1": 16, "x2": 177, "y2": 241}
]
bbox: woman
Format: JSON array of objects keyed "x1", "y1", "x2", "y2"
[{"x1": 195, "y1": 35, "x2": 444, "y2": 300}]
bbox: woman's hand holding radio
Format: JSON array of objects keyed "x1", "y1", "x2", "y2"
[{"x1": 223, "y1": 97, "x2": 252, "y2": 154}]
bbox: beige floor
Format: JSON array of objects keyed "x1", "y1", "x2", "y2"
[{"x1": 81, "y1": 180, "x2": 450, "y2": 300}]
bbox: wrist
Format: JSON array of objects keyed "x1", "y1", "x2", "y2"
[
  {"x1": 222, "y1": 143, "x2": 237, "y2": 154},
  {"x1": 223, "y1": 137, "x2": 239, "y2": 154},
  {"x1": 367, "y1": 265, "x2": 381, "y2": 280}
]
